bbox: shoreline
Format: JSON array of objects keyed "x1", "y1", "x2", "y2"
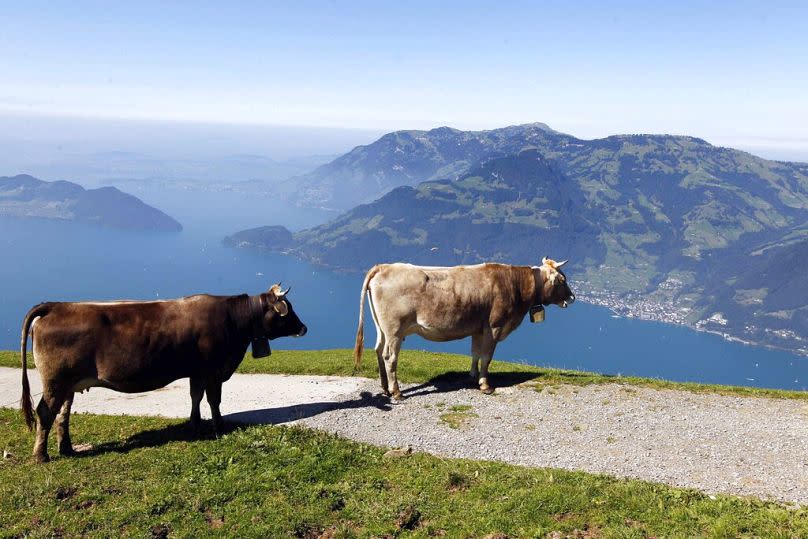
[{"x1": 578, "y1": 289, "x2": 808, "y2": 358}]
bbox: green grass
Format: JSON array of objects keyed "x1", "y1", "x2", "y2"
[
  {"x1": 439, "y1": 409, "x2": 479, "y2": 429},
  {"x1": 3, "y1": 348, "x2": 807, "y2": 401},
  {"x1": 1, "y1": 409, "x2": 807, "y2": 538},
  {"x1": 439, "y1": 405, "x2": 478, "y2": 429},
  {"x1": 2, "y1": 349, "x2": 808, "y2": 535}
]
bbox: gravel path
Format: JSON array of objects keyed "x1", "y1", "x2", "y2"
[
  {"x1": 0, "y1": 367, "x2": 364, "y2": 423},
  {"x1": 2, "y1": 366, "x2": 806, "y2": 505}
]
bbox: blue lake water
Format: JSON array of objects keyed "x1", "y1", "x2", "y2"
[{"x1": 1, "y1": 210, "x2": 806, "y2": 392}]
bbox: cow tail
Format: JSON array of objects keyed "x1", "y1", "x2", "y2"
[
  {"x1": 21, "y1": 303, "x2": 49, "y2": 431},
  {"x1": 354, "y1": 265, "x2": 380, "y2": 371}
]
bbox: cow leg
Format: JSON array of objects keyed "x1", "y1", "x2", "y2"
[
  {"x1": 478, "y1": 330, "x2": 497, "y2": 395},
  {"x1": 206, "y1": 380, "x2": 224, "y2": 435},
  {"x1": 189, "y1": 377, "x2": 205, "y2": 433},
  {"x1": 55, "y1": 392, "x2": 76, "y2": 456},
  {"x1": 383, "y1": 336, "x2": 404, "y2": 401},
  {"x1": 375, "y1": 330, "x2": 390, "y2": 396},
  {"x1": 32, "y1": 390, "x2": 67, "y2": 463},
  {"x1": 368, "y1": 293, "x2": 390, "y2": 396},
  {"x1": 470, "y1": 332, "x2": 482, "y2": 385}
]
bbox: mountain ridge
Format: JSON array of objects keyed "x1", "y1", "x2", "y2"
[{"x1": 282, "y1": 122, "x2": 570, "y2": 210}]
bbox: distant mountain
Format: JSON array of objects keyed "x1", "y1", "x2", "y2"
[
  {"x1": 0, "y1": 174, "x2": 182, "y2": 232},
  {"x1": 283, "y1": 123, "x2": 566, "y2": 210},
  {"x1": 228, "y1": 128, "x2": 808, "y2": 354},
  {"x1": 287, "y1": 151, "x2": 599, "y2": 268},
  {"x1": 223, "y1": 225, "x2": 293, "y2": 250},
  {"x1": 5, "y1": 152, "x2": 336, "y2": 185}
]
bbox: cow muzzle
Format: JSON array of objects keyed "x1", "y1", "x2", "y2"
[
  {"x1": 561, "y1": 294, "x2": 575, "y2": 308},
  {"x1": 296, "y1": 325, "x2": 308, "y2": 337}
]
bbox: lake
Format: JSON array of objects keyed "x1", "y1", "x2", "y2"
[{"x1": 1, "y1": 199, "x2": 806, "y2": 392}]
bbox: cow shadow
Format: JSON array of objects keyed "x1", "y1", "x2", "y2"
[
  {"x1": 73, "y1": 421, "x2": 212, "y2": 458},
  {"x1": 224, "y1": 390, "x2": 391, "y2": 424},
  {"x1": 72, "y1": 390, "x2": 391, "y2": 458},
  {"x1": 401, "y1": 369, "x2": 545, "y2": 398}
]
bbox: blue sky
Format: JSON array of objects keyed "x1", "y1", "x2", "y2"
[{"x1": 1, "y1": 1, "x2": 807, "y2": 155}]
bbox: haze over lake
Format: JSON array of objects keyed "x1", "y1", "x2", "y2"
[{"x1": 1, "y1": 186, "x2": 805, "y2": 392}]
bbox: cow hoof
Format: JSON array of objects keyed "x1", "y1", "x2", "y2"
[
  {"x1": 480, "y1": 385, "x2": 495, "y2": 395},
  {"x1": 58, "y1": 446, "x2": 77, "y2": 457},
  {"x1": 391, "y1": 391, "x2": 406, "y2": 402},
  {"x1": 212, "y1": 421, "x2": 226, "y2": 438},
  {"x1": 34, "y1": 453, "x2": 50, "y2": 464}
]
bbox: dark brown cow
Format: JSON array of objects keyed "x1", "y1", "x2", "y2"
[
  {"x1": 354, "y1": 258, "x2": 575, "y2": 399},
  {"x1": 20, "y1": 284, "x2": 307, "y2": 462}
]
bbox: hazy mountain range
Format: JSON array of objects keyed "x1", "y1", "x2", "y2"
[
  {"x1": 226, "y1": 124, "x2": 808, "y2": 355},
  {"x1": 0, "y1": 174, "x2": 182, "y2": 232},
  {"x1": 5, "y1": 151, "x2": 337, "y2": 186},
  {"x1": 282, "y1": 123, "x2": 562, "y2": 210}
]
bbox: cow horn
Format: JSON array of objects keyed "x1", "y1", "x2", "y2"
[
  {"x1": 280, "y1": 286, "x2": 291, "y2": 297},
  {"x1": 542, "y1": 256, "x2": 549, "y2": 265},
  {"x1": 556, "y1": 259, "x2": 568, "y2": 268}
]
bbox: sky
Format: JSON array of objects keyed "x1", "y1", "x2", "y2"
[{"x1": 2, "y1": 0, "x2": 807, "y2": 159}]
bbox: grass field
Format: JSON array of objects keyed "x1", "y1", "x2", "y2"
[
  {"x1": 3, "y1": 348, "x2": 807, "y2": 536},
  {"x1": 3, "y1": 348, "x2": 806, "y2": 401},
  {"x1": 2, "y1": 408, "x2": 808, "y2": 538}
]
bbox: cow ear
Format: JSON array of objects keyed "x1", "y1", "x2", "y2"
[
  {"x1": 268, "y1": 283, "x2": 282, "y2": 302},
  {"x1": 273, "y1": 300, "x2": 289, "y2": 316}
]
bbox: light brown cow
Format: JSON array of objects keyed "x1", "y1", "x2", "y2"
[{"x1": 353, "y1": 258, "x2": 575, "y2": 399}]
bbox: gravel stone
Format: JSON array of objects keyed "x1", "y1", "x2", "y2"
[{"x1": 295, "y1": 377, "x2": 808, "y2": 506}]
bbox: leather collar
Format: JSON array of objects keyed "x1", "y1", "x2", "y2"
[
  {"x1": 533, "y1": 268, "x2": 545, "y2": 307},
  {"x1": 249, "y1": 294, "x2": 271, "y2": 358}
]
